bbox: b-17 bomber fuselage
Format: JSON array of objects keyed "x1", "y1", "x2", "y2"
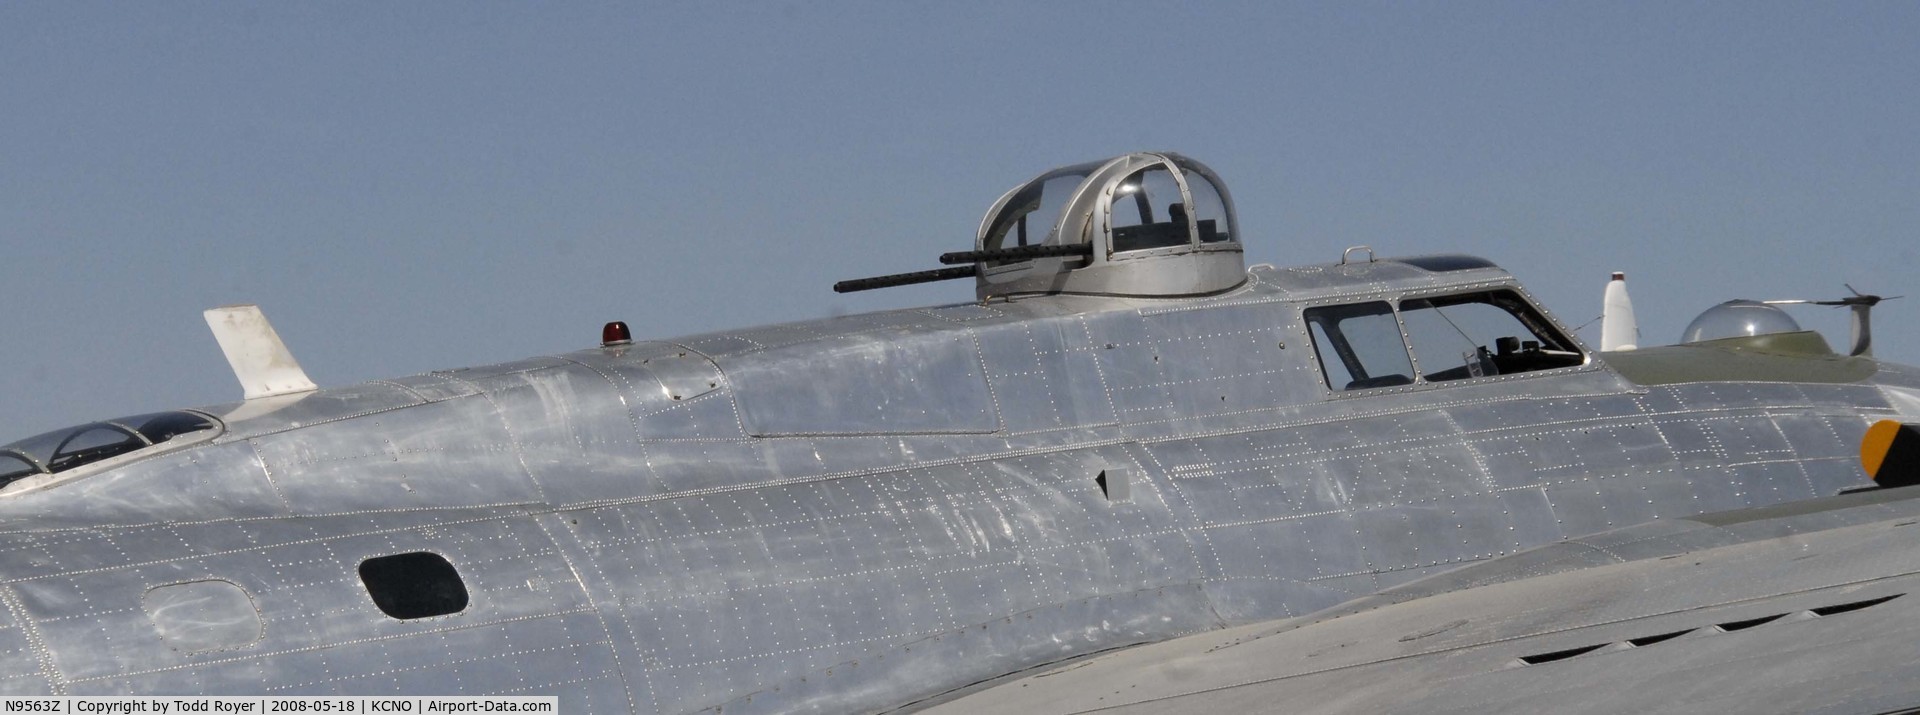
[{"x1": 1, "y1": 153, "x2": 1916, "y2": 714}]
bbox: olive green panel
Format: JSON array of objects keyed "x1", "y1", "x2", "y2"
[{"x1": 1602, "y1": 331, "x2": 1878, "y2": 385}]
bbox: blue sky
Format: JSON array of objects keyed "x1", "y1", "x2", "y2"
[{"x1": 3, "y1": 3, "x2": 1917, "y2": 440}]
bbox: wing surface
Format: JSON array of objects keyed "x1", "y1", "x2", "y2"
[{"x1": 923, "y1": 487, "x2": 1920, "y2": 714}]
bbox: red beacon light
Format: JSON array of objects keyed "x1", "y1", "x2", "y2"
[{"x1": 601, "y1": 321, "x2": 633, "y2": 347}]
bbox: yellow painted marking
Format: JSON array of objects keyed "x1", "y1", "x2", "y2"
[{"x1": 1863, "y1": 420, "x2": 1903, "y2": 480}]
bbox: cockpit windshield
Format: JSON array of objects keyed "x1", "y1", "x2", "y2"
[{"x1": 0, "y1": 411, "x2": 218, "y2": 490}]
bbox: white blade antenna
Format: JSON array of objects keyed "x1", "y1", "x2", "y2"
[
  {"x1": 204, "y1": 305, "x2": 319, "y2": 400},
  {"x1": 1600, "y1": 272, "x2": 1638, "y2": 351}
]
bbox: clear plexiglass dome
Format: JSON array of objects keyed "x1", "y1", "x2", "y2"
[{"x1": 1681, "y1": 300, "x2": 1803, "y2": 343}]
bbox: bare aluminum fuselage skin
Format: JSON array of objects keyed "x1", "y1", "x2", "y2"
[{"x1": 1, "y1": 259, "x2": 1916, "y2": 713}]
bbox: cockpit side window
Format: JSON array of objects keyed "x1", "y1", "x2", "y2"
[
  {"x1": 1399, "y1": 290, "x2": 1584, "y2": 381},
  {"x1": 1305, "y1": 302, "x2": 1416, "y2": 391},
  {"x1": 0, "y1": 411, "x2": 218, "y2": 491},
  {"x1": 0, "y1": 453, "x2": 40, "y2": 487},
  {"x1": 48, "y1": 424, "x2": 147, "y2": 473},
  {"x1": 1109, "y1": 165, "x2": 1191, "y2": 253},
  {"x1": 983, "y1": 172, "x2": 1090, "y2": 252},
  {"x1": 133, "y1": 411, "x2": 219, "y2": 443}
]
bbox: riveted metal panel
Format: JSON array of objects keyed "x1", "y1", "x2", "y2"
[
  {"x1": 461, "y1": 364, "x2": 652, "y2": 506},
  {"x1": 211, "y1": 381, "x2": 430, "y2": 443},
  {"x1": 0, "y1": 586, "x2": 59, "y2": 695},
  {"x1": 550, "y1": 443, "x2": 1194, "y2": 714},
  {"x1": 571, "y1": 343, "x2": 736, "y2": 442},
  {"x1": 3, "y1": 511, "x2": 609, "y2": 699},
  {"x1": 144, "y1": 580, "x2": 262, "y2": 654},
  {"x1": 376, "y1": 372, "x2": 483, "y2": 403},
  {"x1": 249, "y1": 397, "x2": 542, "y2": 513},
  {"x1": 1, "y1": 441, "x2": 285, "y2": 527},
  {"x1": 1201, "y1": 511, "x2": 1364, "y2": 585},
  {"x1": 725, "y1": 328, "x2": 1001, "y2": 436},
  {"x1": 973, "y1": 317, "x2": 1118, "y2": 433}
]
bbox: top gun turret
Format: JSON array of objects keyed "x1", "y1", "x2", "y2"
[{"x1": 837, "y1": 152, "x2": 1246, "y2": 299}]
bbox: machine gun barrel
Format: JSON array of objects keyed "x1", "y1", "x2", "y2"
[
  {"x1": 938, "y1": 243, "x2": 1093, "y2": 265},
  {"x1": 833, "y1": 266, "x2": 978, "y2": 294},
  {"x1": 834, "y1": 243, "x2": 1092, "y2": 294}
]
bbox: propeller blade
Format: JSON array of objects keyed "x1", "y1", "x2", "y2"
[{"x1": 1768, "y1": 287, "x2": 1898, "y2": 308}]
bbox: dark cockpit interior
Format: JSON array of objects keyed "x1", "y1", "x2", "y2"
[{"x1": 1306, "y1": 288, "x2": 1585, "y2": 392}]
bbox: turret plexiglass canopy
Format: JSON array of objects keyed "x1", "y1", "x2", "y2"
[
  {"x1": 972, "y1": 152, "x2": 1244, "y2": 299},
  {"x1": 832, "y1": 152, "x2": 1246, "y2": 299}
]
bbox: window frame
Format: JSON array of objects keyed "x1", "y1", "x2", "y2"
[
  {"x1": 1302, "y1": 285, "x2": 1592, "y2": 395},
  {"x1": 1303, "y1": 300, "x2": 1417, "y2": 392},
  {"x1": 1104, "y1": 161, "x2": 1197, "y2": 256},
  {"x1": 0, "y1": 410, "x2": 225, "y2": 496}
]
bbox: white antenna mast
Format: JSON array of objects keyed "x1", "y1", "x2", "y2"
[
  {"x1": 1600, "y1": 272, "x2": 1638, "y2": 352},
  {"x1": 204, "y1": 305, "x2": 319, "y2": 400}
]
